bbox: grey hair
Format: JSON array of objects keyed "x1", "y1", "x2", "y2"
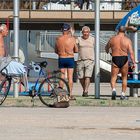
[
  {"x1": 0, "y1": 24, "x2": 7, "y2": 32},
  {"x1": 82, "y1": 26, "x2": 90, "y2": 32}
]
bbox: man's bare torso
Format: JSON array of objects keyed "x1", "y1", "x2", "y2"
[
  {"x1": 0, "y1": 36, "x2": 5, "y2": 57},
  {"x1": 55, "y1": 35, "x2": 76, "y2": 58},
  {"x1": 109, "y1": 34, "x2": 130, "y2": 56}
]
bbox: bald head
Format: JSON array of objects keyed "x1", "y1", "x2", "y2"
[
  {"x1": 82, "y1": 26, "x2": 90, "y2": 32},
  {"x1": 118, "y1": 26, "x2": 126, "y2": 33},
  {"x1": 0, "y1": 24, "x2": 8, "y2": 37},
  {"x1": 0, "y1": 24, "x2": 7, "y2": 32}
]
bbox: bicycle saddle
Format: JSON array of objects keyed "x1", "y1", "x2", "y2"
[{"x1": 39, "y1": 61, "x2": 48, "y2": 68}]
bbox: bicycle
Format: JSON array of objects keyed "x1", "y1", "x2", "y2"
[{"x1": 0, "y1": 61, "x2": 70, "y2": 106}]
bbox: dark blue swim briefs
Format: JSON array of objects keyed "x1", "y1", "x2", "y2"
[{"x1": 58, "y1": 58, "x2": 75, "y2": 68}]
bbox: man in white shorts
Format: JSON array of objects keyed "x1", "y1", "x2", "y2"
[{"x1": 77, "y1": 26, "x2": 95, "y2": 97}]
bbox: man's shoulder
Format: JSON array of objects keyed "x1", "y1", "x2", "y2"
[
  {"x1": 124, "y1": 35, "x2": 130, "y2": 39},
  {"x1": 89, "y1": 35, "x2": 94, "y2": 38},
  {"x1": 70, "y1": 36, "x2": 76, "y2": 40},
  {"x1": 109, "y1": 35, "x2": 117, "y2": 42},
  {"x1": 110, "y1": 35, "x2": 116, "y2": 39},
  {"x1": 56, "y1": 35, "x2": 62, "y2": 40},
  {"x1": 89, "y1": 35, "x2": 95, "y2": 40}
]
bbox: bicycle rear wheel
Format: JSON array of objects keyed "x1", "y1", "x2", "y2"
[
  {"x1": 38, "y1": 76, "x2": 70, "y2": 107},
  {"x1": 0, "y1": 78, "x2": 11, "y2": 105}
]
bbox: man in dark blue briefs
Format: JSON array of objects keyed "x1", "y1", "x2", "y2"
[
  {"x1": 55, "y1": 23, "x2": 78, "y2": 100},
  {"x1": 105, "y1": 26, "x2": 135, "y2": 100}
]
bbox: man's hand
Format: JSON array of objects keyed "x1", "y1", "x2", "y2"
[
  {"x1": 126, "y1": 26, "x2": 138, "y2": 32},
  {"x1": 131, "y1": 63, "x2": 136, "y2": 70}
]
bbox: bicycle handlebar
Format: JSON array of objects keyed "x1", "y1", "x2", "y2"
[
  {"x1": 29, "y1": 61, "x2": 65, "y2": 76},
  {"x1": 29, "y1": 61, "x2": 48, "y2": 71}
]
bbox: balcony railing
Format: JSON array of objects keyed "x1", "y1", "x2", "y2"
[{"x1": 0, "y1": 0, "x2": 139, "y2": 11}]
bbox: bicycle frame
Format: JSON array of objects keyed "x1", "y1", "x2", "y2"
[
  {"x1": 0, "y1": 61, "x2": 70, "y2": 106},
  {"x1": 26, "y1": 64, "x2": 56, "y2": 97},
  {"x1": 31, "y1": 67, "x2": 45, "y2": 93}
]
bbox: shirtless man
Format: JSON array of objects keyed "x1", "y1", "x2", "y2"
[
  {"x1": 0, "y1": 24, "x2": 8, "y2": 57},
  {"x1": 0, "y1": 24, "x2": 28, "y2": 91},
  {"x1": 55, "y1": 23, "x2": 78, "y2": 100},
  {"x1": 105, "y1": 26, "x2": 135, "y2": 100}
]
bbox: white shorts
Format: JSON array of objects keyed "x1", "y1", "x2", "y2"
[{"x1": 77, "y1": 59, "x2": 94, "y2": 79}]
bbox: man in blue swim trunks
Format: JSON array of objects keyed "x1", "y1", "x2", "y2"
[
  {"x1": 105, "y1": 26, "x2": 135, "y2": 100},
  {"x1": 55, "y1": 23, "x2": 78, "y2": 100}
]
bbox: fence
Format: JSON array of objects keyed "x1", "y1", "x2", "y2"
[{"x1": 36, "y1": 31, "x2": 114, "y2": 62}]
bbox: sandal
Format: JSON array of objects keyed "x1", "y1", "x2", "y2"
[{"x1": 69, "y1": 95, "x2": 76, "y2": 100}]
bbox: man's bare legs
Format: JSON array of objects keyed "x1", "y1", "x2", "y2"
[
  {"x1": 80, "y1": 77, "x2": 90, "y2": 96},
  {"x1": 60, "y1": 68, "x2": 75, "y2": 99},
  {"x1": 111, "y1": 62, "x2": 128, "y2": 100},
  {"x1": 111, "y1": 64, "x2": 119, "y2": 100},
  {"x1": 120, "y1": 62, "x2": 128, "y2": 98},
  {"x1": 67, "y1": 68, "x2": 74, "y2": 98},
  {"x1": 111, "y1": 65, "x2": 119, "y2": 90},
  {"x1": 59, "y1": 68, "x2": 66, "y2": 88}
]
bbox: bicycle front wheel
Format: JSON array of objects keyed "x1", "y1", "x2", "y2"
[
  {"x1": 38, "y1": 76, "x2": 70, "y2": 107},
  {"x1": 0, "y1": 78, "x2": 11, "y2": 105}
]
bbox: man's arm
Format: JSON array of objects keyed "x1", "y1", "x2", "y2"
[
  {"x1": 105, "y1": 39, "x2": 111, "y2": 54},
  {"x1": 55, "y1": 44, "x2": 58, "y2": 54},
  {"x1": 128, "y1": 39, "x2": 135, "y2": 64},
  {"x1": 125, "y1": 26, "x2": 138, "y2": 32},
  {"x1": 55, "y1": 38, "x2": 58, "y2": 54},
  {"x1": 73, "y1": 38, "x2": 78, "y2": 53}
]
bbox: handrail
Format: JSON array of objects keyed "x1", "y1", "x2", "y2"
[{"x1": 36, "y1": 31, "x2": 112, "y2": 63}]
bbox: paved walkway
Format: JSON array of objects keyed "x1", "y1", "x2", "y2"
[
  {"x1": 73, "y1": 82, "x2": 130, "y2": 96},
  {"x1": 0, "y1": 107, "x2": 140, "y2": 140},
  {"x1": 1, "y1": 83, "x2": 140, "y2": 140}
]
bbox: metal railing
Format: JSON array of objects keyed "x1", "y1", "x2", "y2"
[
  {"x1": 36, "y1": 30, "x2": 140, "y2": 63},
  {"x1": 36, "y1": 31, "x2": 113, "y2": 62},
  {"x1": 0, "y1": 0, "x2": 139, "y2": 11}
]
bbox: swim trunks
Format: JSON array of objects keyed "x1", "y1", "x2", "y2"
[
  {"x1": 112, "y1": 56, "x2": 128, "y2": 68},
  {"x1": 58, "y1": 58, "x2": 75, "y2": 68}
]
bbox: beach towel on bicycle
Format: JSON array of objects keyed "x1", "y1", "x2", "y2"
[
  {"x1": 0, "y1": 56, "x2": 29, "y2": 91},
  {"x1": 0, "y1": 57, "x2": 26, "y2": 75},
  {"x1": 49, "y1": 87, "x2": 70, "y2": 108},
  {"x1": 0, "y1": 56, "x2": 12, "y2": 72}
]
